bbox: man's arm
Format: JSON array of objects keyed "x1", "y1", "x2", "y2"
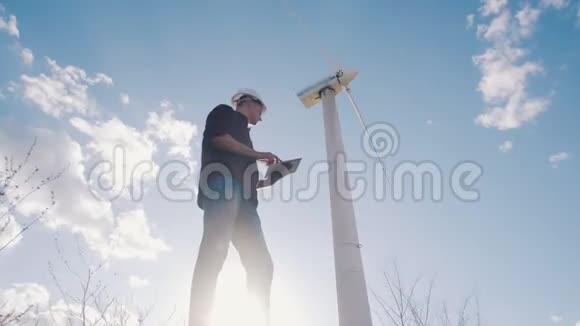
[
  {"x1": 212, "y1": 134, "x2": 280, "y2": 163},
  {"x1": 211, "y1": 134, "x2": 258, "y2": 157}
]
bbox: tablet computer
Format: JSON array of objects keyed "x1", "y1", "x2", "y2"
[{"x1": 257, "y1": 158, "x2": 302, "y2": 189}]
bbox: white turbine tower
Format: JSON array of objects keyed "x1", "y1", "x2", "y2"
[{"x1": 297, "y1": 70, "x2": 374, "y2": 326}]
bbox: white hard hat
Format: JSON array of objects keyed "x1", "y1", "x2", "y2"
[{"x1": 231, "y1": 88, "x2": 267, "y2": 111}]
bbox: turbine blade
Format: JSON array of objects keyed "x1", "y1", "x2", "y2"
[{"x1": 341, "y1": 82, "x2": 391, "y2": 186}]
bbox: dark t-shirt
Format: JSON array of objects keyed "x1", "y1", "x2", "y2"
[{"x1": 197, "y1": 104, "x2": 259, "y2": 209}]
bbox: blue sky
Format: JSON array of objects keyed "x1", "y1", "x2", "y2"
[{"x1": 1, "y1": 0, "x2": 579, "y2": 325}]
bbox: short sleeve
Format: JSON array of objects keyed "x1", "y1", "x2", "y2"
[{"x1": 204, "y1": 105, "x2": 235, "y2": 139}]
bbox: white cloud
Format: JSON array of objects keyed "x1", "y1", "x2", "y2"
[
  {"x1": 548, "y1": 152, "x2": 569, "y2": 168},
  {"x1": 38, "y1": 300, "x2": 103, "y2": 326},
  {"x1": 479, "y1": 0, "x2": 508, "y2": 16},
  {"x1": 541, "y1": 0, "x2": 569, "y2": 9},
  {"x1": 550, "y1": 315, "x2": 563, "y2": 323},
  {"x1": 0, "y1": 11, "x2": 19, "y2": 38},
  {"x1": 472, "y1": 2, "x2": 551, "y2": 130},
  {"x1": 94, "y1": 73, "x2": 113, "y2": 85},
  {"x1": 146, "y1": 110, "x2": 198, "y2": 160},
  {"x1": 70, "y1": 116, "x2": 159, "y2": 199},
  {"x1": 516, "y1": 6, "x2": 541, "y2": 37},
  {"x1": 480, "y1": 10, "x2": 512, "y2": 41},
  {"x1": 0, "y1": 214, "x2": 23, "y2": 251},
  {"x1": 0, "y1": 129, "x2": 115, "y2": 258},
  {"x1": 0, "y1": 283, "x2": 50, "y2": 320},
  {"x1": 160, "y1": 99, "x2": 172, "y2": 108},
  {"x1": 575, "y1": 320, "x2": 580, "y2": 326},
  {"x1": 474, "y1": 47, "x2": 539, "y2": 99},
  {"x1": 499, "y1": 140, "x2": 513, "y2": 153},
  {"x1": 109, "y1": 209, "x2": 170, "y2": 260},
  {"x1": 145, "y1": 111, "x2": 198, "y2": 195},
  {"x1": 470, "y1": 0, "x2": 580, "y2": 130},
  {"x1": 473, "y1": 46, "x2": 548, "y2": 129},
  {"x1": 20, "y1": 47, "x2": 34, "y2": 65},
  {"x1": 6, "y1": 80, "x2": 17, "y2": 93},
  {"x1": 0, "y1": 129, "x2": 168, "y2": 260},
  {"x1": 426, "y1": 119, "x2": 433, "y2": 125},
  {"x1": 120, "y1": 92, "x2": 130, "y2": 105},
  {"x1": 70, "y1": 111, "x2": 198, "y2": 200},
  {"x1": 20, "y1": 58, "x2": 113, "y2": 118},
  {"x1": 0, "y1": 283, "x2": 142, "y2": 326},
  {"x1": 128, "y1": 275, "x2": 150, "y2": 288},
  {"x1": 476, "y1": 24, "x2": 488, "y2": 37},
  {"x1": 466, "y1": 14, "x2": 475, "y2": 29},
  {"x1": 42, "y1": 299, "x2": 142, "y2": 326}
]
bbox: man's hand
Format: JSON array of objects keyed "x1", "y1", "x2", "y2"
[{"x1": 256, "y1": 151, "x2": 281, "y2": 165}]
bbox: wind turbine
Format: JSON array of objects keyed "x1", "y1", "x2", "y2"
[{"x1": 297, "y1": 70, "x2": 374, "y2": 326}]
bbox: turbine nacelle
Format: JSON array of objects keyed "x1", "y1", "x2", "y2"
[{"x1": 297, "y1": 69, "x2": 358, "y2": 108}]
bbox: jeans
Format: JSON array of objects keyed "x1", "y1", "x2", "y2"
[{"x1": 189, "y1": 177, "x2": 273, "y2": 326}]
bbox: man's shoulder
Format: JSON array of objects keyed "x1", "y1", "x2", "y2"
[
  {"x1": 205, "y1": 104, "x2": 235, "y2": 124},
  {"x1": 209, "y1": 104, "x2": 234, "y2": 115}
]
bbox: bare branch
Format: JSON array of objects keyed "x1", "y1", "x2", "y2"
[{"x1": 374, "y1": 264, "x2": 483, "y2": 326}]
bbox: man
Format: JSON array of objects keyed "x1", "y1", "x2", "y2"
[{"x1": 189, "y1": 89, "x2": 280, "y2": 326}]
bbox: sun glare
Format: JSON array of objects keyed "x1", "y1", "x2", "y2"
[
  {"x1": 212, "y1": 290, "x2": 266, "y2": 326},
  {"x1": 210, "y1": 255, "x2": 306, "y2": 326}
]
